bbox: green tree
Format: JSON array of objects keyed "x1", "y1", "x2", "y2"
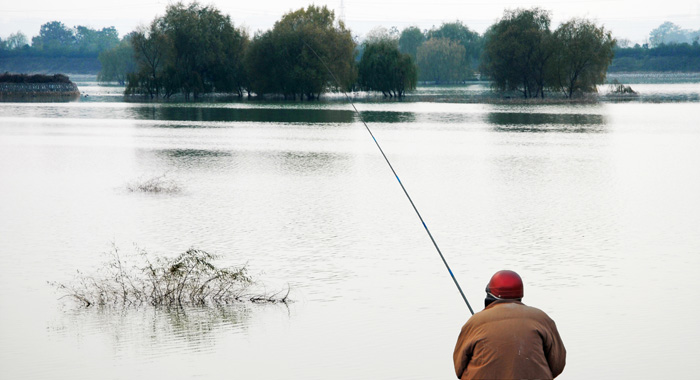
[
  {"x1": 126, "y1": 1, "x2": 249, "y2": 99},
  {"x1": 159, "y1": 2, "x2": 249, "y2": 98},
  {"x1": 32, "y1": 21, "x2": 75, "y2": 53},
  {"x1": 481, "y1": 8, "x2": 553, "y2": 98},
  {"x1": 126, "y1": 23, "x2": 171, "y2": 98},
  {"x1": 427, "y1": 21, "x2": 481, "y2": 68},
  {"x1": 610, "y1": 42, "x2": 700, "y2": 72},
  {"x1": 245, "y1": 5, "x2": 356, "y2": 99},
  {"x1": 98, "y1": 36, "x2": 137, "y2": 85},
  {"x1": 358, "y1": 38, "x2": 417, "y2": 97},
  {"x1": 364, "y1": 26, "x2": 398, "y2": 44},
  {"x1": 75, "y1": 26, "x2": 119, "y2": 54},
  {"x1": 243, "y1": 31, "x2": 278, "y2": 96},
  {"x1": 417, "y1": 38, "x2": 467, "y2": 83},
  {"x1": 548, "y1": 19, "x2": 615, "y2": 98},
  {"x1": 398, "y1": 26, "x2": 425, "y2": 61}
]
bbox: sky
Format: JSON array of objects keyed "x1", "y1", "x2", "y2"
[{"x1": 1, "y1": 0, "x2": 699, "y2": 44}]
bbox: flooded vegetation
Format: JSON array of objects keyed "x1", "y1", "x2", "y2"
[
  {"x1": 52, "y1": 245, "x2": 289, "y2": 307},
  {"x1": 126, "y1": 173, "x2": 182, "y2": 194}
]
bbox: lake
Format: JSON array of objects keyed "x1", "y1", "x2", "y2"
[{"x1": 1, "y1": 77, "x2": 699, "y2": 379}]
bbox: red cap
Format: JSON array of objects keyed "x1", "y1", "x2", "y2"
[{"x1": 486, "y1": 270, "x2": 524, "y2": 299}]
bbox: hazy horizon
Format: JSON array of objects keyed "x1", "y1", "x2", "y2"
[{"x1": 2, "y1": 0, "x2": 699, "y2": 45}]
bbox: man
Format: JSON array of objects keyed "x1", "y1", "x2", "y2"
[{"x1": 453, "y1": 270, "x2": 566, "y2": 379}]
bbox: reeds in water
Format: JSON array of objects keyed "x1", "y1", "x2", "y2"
[
  {"x1": 126, "y1": 174, "x2": 181, "y2": 194},
  {"x1": 51, "y1": 245, "x2": 290, "y2": 308}
]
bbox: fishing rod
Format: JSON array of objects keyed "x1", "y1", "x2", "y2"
[{"x1": 303, "y1": 41, "x2": 475, "y2": 315}]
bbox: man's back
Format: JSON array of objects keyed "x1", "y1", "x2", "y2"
[{"x1": 453, "y1": 300, "x2": 566, "y2": 380}]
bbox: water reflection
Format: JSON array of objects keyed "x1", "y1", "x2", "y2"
[
  {"x1": 145, "y1": 149, "x2": 351, "y2": 176},
  {"x1": 131, "y1": 106, "x2": 354, "y2": 124},
  {"x1": 488, "y1": 112, "x2": 607, "y2": 133},
  {"x1": 154, "y1": 149, "x2": 233, "y2": 168},
  {"x1": 163, "y1": 149, "x2": 232, "y2": 159},
  {"x1": 51, "y1": 305, "x2": 254, "y2": 354},
  {"x1": 359, "y1": 111, "x2": 416, "y2": 123},
  {"x1": 274, "y1": 151, "x2": 351, "y2": 175}
]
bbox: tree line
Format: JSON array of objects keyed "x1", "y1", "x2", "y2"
[
  {"x1": 0, "y1": 22, "x2": 121, "y2": 75},
  {"x1": 610, "y1": 42, "x2": 700, "y2": 72},
  {"x1": 7, "y1": 2, "x2": 694, "y2": 99},
  {"x1": 0, "y1": 22, "x2": 119, "y2": 56},
  {"x1": 111, "y1": 3, "x2": 619, "y2": 100}
]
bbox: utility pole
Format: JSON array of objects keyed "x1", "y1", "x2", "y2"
[{"x1": 339, "y1": 0, "x2": 346, "y2": 24}]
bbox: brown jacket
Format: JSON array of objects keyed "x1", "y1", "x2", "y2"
[{"x1": 453, "y1": 300, "x2": 566, "y2": 380}]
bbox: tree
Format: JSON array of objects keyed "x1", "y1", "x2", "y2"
[
  {"x1": 364, "y1": 26, "x2": 398, "y2": 44},
  {"x1": 158, "y1": 2, "x2": 249, "y2": 98},
  {"x1": 358, "y1": 38, "x2": 417, "y2": 97},
  {"x1": 4, "y1": 32, "x2": 28, "y2": 50},
  {"x1": 548, "y1": 19, "x2": 615, "y2": 98},
  {"x1": 32, "y1": 21, "x2": 75, "y2": 53},
  {"x1": 98, "y1": 36, "x2": 137, "y2": 85},
  {"x1": 398, "y1": 26, "x2": 425, "y2": 61},
  {"x1": 75, "y1": 26, "x2": 119, "y2": 54},
  {"x1": 610, "y1": 42, "x2": 700, "y2": 72},
  {"x1": 126, "y1": 1, "x2": 249, "y2": 99},
  {"x1": 126, "y1": 23, "x2": 171, "y2": 98},
  {"x1": 481, "y1": 8, "x2": 553, "y2": 98},
  {"x1": 245, "y1": 5, "x2": 356, "y2": 99},
  {"x1": 426, "y1": 21, "x2": 481, "y2": 68},
  {"x1": 649, "y1": 22, "x2": 693, "y2": 47},
  {"x1": 243, "y1": 31, "x2": 278, "y2": 96},
  {"x1": 417, "y1": 38, "x2": 467, "y2": 83}
]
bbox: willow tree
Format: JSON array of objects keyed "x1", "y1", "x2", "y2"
[
  {"x1": 548, "y1": 19, "x2": 615, "y2": 98},
  {"x1": 426, "y1": 21, "x2": 481, "y2": 69},
  {"x1": 244, "y1": 5, "x2": 356, "y2": 99},
  {"x1": 481, "y1": 8, "x2": 553, "y2": 98},
  {"x1": 126, "y1": 22, "x2": 171, "y2": 98},
  {"x1": 398, "y1": 26, "x2": 425, "y2": 61},
  {"x1": 417, "y1": 38, "x2": 468, "y2": 83},
  {"x1": 98, "y1": 36, "x2": 137, "y2": 85},
  {"x1": 126, "y1": 2, "x2": 249, "y2": 99},
  {"x1": 358, "y1": 37, "x2": 417, "y2": 97}
]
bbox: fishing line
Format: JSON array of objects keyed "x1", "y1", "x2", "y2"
[{"x1": 303, "y1": 40, "x2": 475, "y2": 315}]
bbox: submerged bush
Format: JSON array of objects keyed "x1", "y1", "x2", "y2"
[
  {"x1": 127, "y1": 174, "x2": 181, "y2": 194},
  {"x1": 609, "y1": 79, "x2": 636, "y2": 94},
  {"x1": 51, "y1": 245, "x2": 290, "y2": 307}
]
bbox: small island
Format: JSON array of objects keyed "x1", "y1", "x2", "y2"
[{"x1": 0, "y1": 72, "x2": 79, "y2": 101}]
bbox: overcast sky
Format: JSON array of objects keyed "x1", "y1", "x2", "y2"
[{"x1": 2, "y1": 0, "x2": 699, "y2": 44}]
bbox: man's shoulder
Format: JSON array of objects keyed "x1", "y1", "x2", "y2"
[{"x1": 475, "y1": 301, "x2": 554, "y2": 322}]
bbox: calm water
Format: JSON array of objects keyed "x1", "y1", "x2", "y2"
[{"x1": 1, "y1": 79, "x2": 699, "y2": 379}]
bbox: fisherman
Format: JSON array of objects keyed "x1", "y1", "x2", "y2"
[{"x1": 453, "y1": 270, "x2": 566, "y2": 380}]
